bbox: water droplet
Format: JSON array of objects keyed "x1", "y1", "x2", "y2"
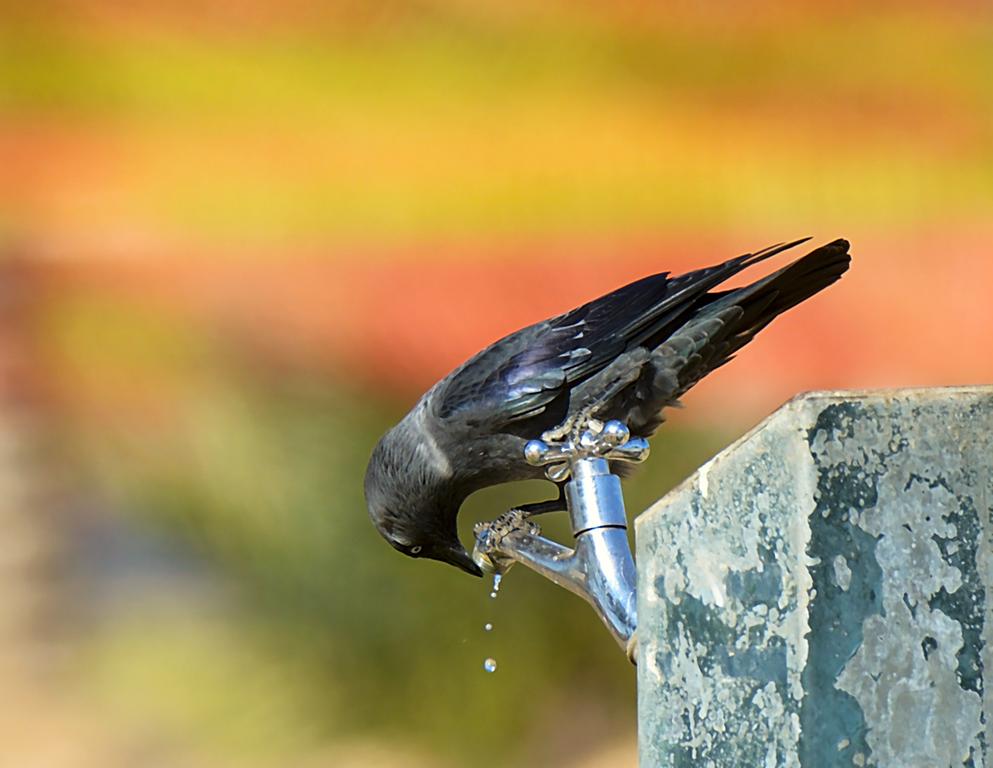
[
  {"x1": 483, "y1": 657, "x2": 497, "y2": 673},
  {"x1": 484, "y1": 623, "x2": 493, "y2": 632},
  {"x1": 489, "y1": 573, "x2": 503, "y2": 599}
]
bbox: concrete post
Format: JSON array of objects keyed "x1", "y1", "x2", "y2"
[{"x1": 636, "y1": 387, "x2": 993, "y2": 767}]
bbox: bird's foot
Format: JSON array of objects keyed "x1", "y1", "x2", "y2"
[
  {"x1": 472, "y1": 510, "x2": 541, "y2": 574},
  {"x1": 476, "y1": 509, "x2": 542, "y2": 541},
  {"x1": 541, "y1": 410, "x2": 603, "y2": 444},
  {"x1": 515, "y1": 486, "x2": 568, "y2": 517}
]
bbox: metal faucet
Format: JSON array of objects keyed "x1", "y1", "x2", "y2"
[{"x1": 472, "y1": 420, "x2": 647, "y2": 663}]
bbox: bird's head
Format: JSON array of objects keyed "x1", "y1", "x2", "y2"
[{"x1": 364, "y1": 431, "x2": 482, "y2": 577}]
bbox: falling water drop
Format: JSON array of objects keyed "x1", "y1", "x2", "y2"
[
  {"x1": 489, "y1": 572, "x2": 503, "y2": 599},
  {"x1": 483, "y1": 657, "x2": 497, "y2": 673},
  {"x1": 484, "y1": 623, "x2": 493, "y2": 632}
]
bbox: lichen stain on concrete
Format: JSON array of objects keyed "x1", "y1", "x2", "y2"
[
  {"x1": 832, "y1": 555, "x2": 853, "y2": 591},
  {"x1": 802, "y1": 401, "x2": 883, "y2": 766},
  {"x1": 637, "y1": 402, "x2": 816, "y2": 767},
  {"x1": 813, "y1": 404, "x2": 986, "y2": 766},
  {"x1": 638, "y1": 387, "x2": 993, "y2": 768}
]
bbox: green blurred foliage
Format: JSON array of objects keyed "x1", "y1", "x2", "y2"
[{"x1": 51, "y1": 296, "x2": 727, "y2": 764}]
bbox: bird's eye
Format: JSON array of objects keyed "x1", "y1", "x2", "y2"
[{"x1": 410, "y1": 545, "x2": 422, "y2": 555}]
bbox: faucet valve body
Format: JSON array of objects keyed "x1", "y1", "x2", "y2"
[
  {"x1": 567, "y1": 458, "x2": 627, "y2": 535},
  {"x1": 472, "y1": 419, "x2": 644, "y2": 660}
]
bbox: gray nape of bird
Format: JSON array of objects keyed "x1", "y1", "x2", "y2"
[{"x1": 365, "y1": 238, "x2": 851, "y2": 576}]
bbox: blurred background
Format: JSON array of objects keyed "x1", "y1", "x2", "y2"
[{"x1": 1, "y1": 1, "x2": 992, "y2": 766}]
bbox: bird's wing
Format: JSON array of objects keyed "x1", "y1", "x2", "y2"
[
  {"x1": 434, "y1": 239, "x2": 810, "y2": 428},
  {"x1": 589, "y1": 238, "x2": 852, "y2": 436}
]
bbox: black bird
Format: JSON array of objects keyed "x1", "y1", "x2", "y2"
[{"x1": 365, "y1": 238, "x2": 851, "y2": 576}]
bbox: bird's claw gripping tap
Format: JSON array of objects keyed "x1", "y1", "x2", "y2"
[
  {"x1": 472, "y1": 419, "x2": 647, "y2": 661},
  {"x1": 472, "y1": 510, "x2": 542, "y2": 576}
]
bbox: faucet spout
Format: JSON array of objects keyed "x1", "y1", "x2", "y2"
[
  {"x1": 474, "y1": 514, "x2": 588, "y2": 596},
  {"x1": 472, "y1": 421, "x2": 645, "y2": 662}
]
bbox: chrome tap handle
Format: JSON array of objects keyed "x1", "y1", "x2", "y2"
[
  {"x1": 525, "y1": 420, "x2": 650, "y2": 481},
  {"x1": 523, "y1": 439, "x2": 572, "y2": 466},
  {"x1": 604, "y1": 436, "x2": 650, "y2": 464}
]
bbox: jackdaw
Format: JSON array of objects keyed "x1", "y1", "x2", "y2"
[{"x1": 365, "y1": 238, "x2": 851, "y2": 576}]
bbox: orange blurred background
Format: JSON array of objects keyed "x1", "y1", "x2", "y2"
[{"x1": 1, "y1": 1, "x2": 991, "y2": 766}]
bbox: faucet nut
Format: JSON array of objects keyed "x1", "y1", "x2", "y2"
[{"x1": 578, "y1": 429, "x2": 599, "y2": 451}]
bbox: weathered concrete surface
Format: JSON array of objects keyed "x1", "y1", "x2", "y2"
[{"x1": 636, "y1": 386, "x2": 993, "y2": 768}]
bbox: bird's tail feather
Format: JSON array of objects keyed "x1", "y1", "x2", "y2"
[
  {"x1": 622, "y1": 237, "x2": 813, "y2": 349},
  {"x1": 710, "y1": 238, "x2": 851, "y2": 356},
  {"x1": 739, "y1": 236, "x2": 813, "y2": 270}
]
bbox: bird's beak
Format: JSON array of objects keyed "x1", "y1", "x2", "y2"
[{"x1": 443, "y1": 542, "x2": 483, "y2": 577}]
